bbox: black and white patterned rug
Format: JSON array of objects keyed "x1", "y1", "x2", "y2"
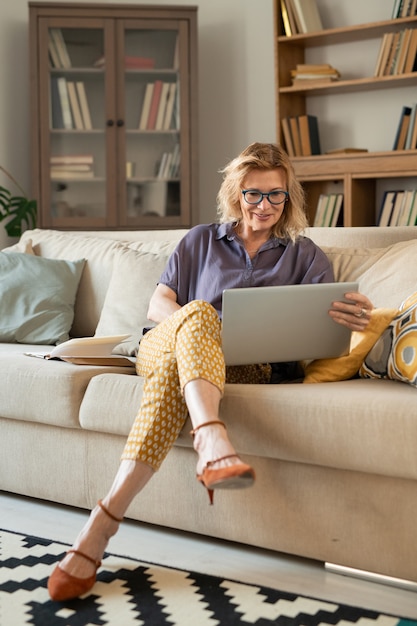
[{"x1": 1, "y1": 528, "x2": 416, "y2": 626}]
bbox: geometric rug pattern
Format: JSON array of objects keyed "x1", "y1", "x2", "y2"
[{"x1": 1, "y1": 529, "x2": 416, "y2": 626}]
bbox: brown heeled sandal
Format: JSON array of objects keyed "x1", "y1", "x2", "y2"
[
  {"x1": 190, "y1": 421, "x2": 255, "y2": 505},
  {"x1": 47, "y1": 500, "x2": 123, "y2": 602}
]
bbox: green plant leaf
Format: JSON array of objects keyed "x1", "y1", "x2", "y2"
[
  {"x1": 0, "y1": 186, "x2": 37, "y2": 237},
  {"x1": 4, "y1": 197, "x2": 37, "y2": 237}
]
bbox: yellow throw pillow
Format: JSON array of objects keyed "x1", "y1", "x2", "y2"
[{"x1": 303, "y1": 308, "x2": 397, "y2": 384}]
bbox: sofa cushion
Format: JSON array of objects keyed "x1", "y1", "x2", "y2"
[
  {"x1": 18, "y1": 229, "x2": 127, "y2": 337},
  {"x1": 322, "y1": 239, "x2": 417, "y2": 309},
  {"x1": 0, "y1": 252, "x2": 85, "y2": 344},
  {"x1": 360, "y1": 291, "x2": 417, "y2": 388},
  {"x1": 94, "y1": 242, "x2": 178, "y2": 355},
  {"x1": 0, "y1": 344, "x2": 135, "y2": 428},
  {"x1": 303, "y1": 307, "x2": 397, "y2": 383},
  {"x1": 79, "y1": 371, "x2": 417, "y2": 481}
]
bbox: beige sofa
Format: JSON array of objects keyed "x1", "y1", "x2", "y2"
[{"x1": 1, "y1": 226, "x2": 417, "y2": 584}]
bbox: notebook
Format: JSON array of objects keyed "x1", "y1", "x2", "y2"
[{"x1": 221, "y1": 282, "x2": 358, "y2": 366}]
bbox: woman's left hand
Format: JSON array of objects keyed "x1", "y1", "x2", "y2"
[{"x1": 329, "y1": 292, "x2": 374, "y2": 331}]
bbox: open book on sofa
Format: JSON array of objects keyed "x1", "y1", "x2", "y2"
[{"x1": 25, "y1": 335, "x2": 136, "y2": 367}]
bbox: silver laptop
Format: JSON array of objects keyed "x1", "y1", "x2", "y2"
[{"x1": 221, "y1": 282, "x2": 358, "y2": 365}]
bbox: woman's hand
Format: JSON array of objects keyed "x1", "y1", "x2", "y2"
[{"x1": 329, "y1": 291, "x2": 374, "y2": 331}]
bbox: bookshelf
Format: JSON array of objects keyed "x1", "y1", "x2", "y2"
[
  {"x1": 274, "y1": 1, "x2": 417, "y2": 226},
  {"x1": 29, "y1": 2, "x2": 198, "y2": 230}
]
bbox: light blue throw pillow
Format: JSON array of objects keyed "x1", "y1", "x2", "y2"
[{"x1": 0, "y1": 252, "x2": 85, "y2": 344}]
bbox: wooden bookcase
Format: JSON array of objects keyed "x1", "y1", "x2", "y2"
[
  {"x1": 29, "y1": 2, "x2": 198, "y2": 230},
  {"x1": 273, "y1": 2, "x2": 417, "y2": 226}
]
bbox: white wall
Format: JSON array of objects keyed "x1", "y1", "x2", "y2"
[{"x1": 0, "y1": 0, "x2": 275, "y2": 248}]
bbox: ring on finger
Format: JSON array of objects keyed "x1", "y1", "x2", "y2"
[{"x1": 354, "y1": 307, "x2": 367, "y2": 319}]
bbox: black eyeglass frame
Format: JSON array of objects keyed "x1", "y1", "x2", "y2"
[{"x1": 241, "y1": 189, "x2": 289, "y2": 205}]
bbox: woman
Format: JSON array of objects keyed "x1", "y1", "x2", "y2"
[{"x1": 48, "y1": 142, "x2": 373, "y2": 601}]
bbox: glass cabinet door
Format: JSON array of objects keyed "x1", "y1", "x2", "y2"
[
  {"x1": 32, "y1": 5, "x2": 197, "y2": 230},
  {"x1": 117, "y1": 20, "x2": 188, "y2": 227},
  {"x1": 40, "y1": 18, "x2": 115, "y2": 228}
]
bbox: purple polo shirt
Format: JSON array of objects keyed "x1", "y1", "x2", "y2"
[{"x1": 159, "y1": 222, "x2": 334, "y2": 317}]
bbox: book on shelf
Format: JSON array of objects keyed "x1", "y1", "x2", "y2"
[
  {"x1": 50, "y1": 77, "x2": 64, "y2": 129},
  {"x1": 139, "y1": 83, "x2": 154, "y2": 130},
  {"x1": 313, "y1": 193, "x2": 344, "y2": 227},
  {"x1": 75, "y1": 82, "x2": 92, "y2": 130},
  {"x1": 289, "y1": 0, "x2": 323, "y2": 34},
  {"x1": 50, "y1": 153, "x2": 94, "y2": 180},
  {"x1": 289, "y1": 117, "x2": 302, "y2": 156},
  {"x1": 298, "y1": 114, "x2": 321, "y2": 155},
  {"x1": 375, "y1": 28, "x2": 417, "y2": 76},
  {"x1": 408, "y1": 191, "x2": 417, "y2": 225},
  {"x1": 48, "y1": 33, "x2": 61, "y2": 69},
  {"x1": 393, "y1": 28, "x2": 413, "y2": 74},
  {"x1": 389, "y1": 190, "x2": 406, "y2": 225},
  {"x1": 397, "y1": 189, "x2": 417, "y2": 225},
  {"x1": 281, "y1": 114, "x2": 321, "y2": 156},
  {"x1": 313, "y1": 194, "x2": 329, "y2": 227},
  {"x1": 405, "y1": 102, "x2": 417, "y2": 148},
  {"x1": 50, "y1": 154, "x2": 94, "y2": 165},
  {"x1": 281, "y1": 117, "x2": 295, "y2": 157},
  {"x1": 281, "y1": 0, "x2": 298, "y2": 35},
  {"x1": 392, "y1": 0, "x2": 417, "y2": 18},
  {"x1": 378, "y1": 190, "x2": 397, "y2": 226},
  {"x1": 25, "y1": 335, "x2": 135, "y2": 367},
  {"x1": 163, "y1": 83, "x2": 177, "y2": 130},
  {"x1": 49, "y1": 28, "x2": 71, "y2": 69},
  {"x1": 393, "y1": 105, "x2": 413, "y2": 149},
  {"x1": 404, "y1": 28, "x2": 417, "y2": 73},
  {"x1": 66, "y1": 81, "x2": 84, "y2": 130},
  {"x1": 155, "y1": 82, "x2": 171, "y2": 130},
  {"x1": 147, "y1": 80, "x2": 164, "y2": 130},
  {"x1": 291, "y1": 63, "x2": 340, "y2": 86},
  {"x1": 280, "y1": 0, "x2": 292, "y2": 36},
  {"x1": 56, "y1": 77, "x2": 73, "y2": 130}
]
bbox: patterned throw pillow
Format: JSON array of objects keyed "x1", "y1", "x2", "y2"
[{"x1": 359, "y1": 292, "x2": 417, "y2": 387}]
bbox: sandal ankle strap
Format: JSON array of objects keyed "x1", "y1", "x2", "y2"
[
  {"x1": 98, "y1": 499, "x2": 124, "y2": 523},
  {"x1": 67, "y1": 549, "x2": 101, "y2": 569},
  {"x1": 205, "y1": 453, "x2": 240, "y2": 469},
  {"x1": 190, "y1": 420, "x2": 226, "y2": 438}
]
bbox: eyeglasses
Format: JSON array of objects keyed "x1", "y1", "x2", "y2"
[{"x1": 241, "y1": 189, "x2": 289, "y2": 205}]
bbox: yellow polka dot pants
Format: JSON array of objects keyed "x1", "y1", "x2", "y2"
[{"x1": 121, "y1": 300, "x2": 271, "y2": 471}]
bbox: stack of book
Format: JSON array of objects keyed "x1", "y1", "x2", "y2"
[
  {"x1": 290, "y1": 64, "x2": 340, "y2": 87},
  {"x1": 50, "y1": 154, "x2": 94, "y2": 180},
  {"x1": 392, "y1": 0, "x2": 417, "y2": 18},
  {"x1": 374, "y1": 28, "x2": 417, "y2": 76},
  {"x1": 378, "y1": 189, "x2": 417, "y2": 226},
  {"x1": 50, "y1": 77, "x2": 92, "y2": 130},
  {"x1": 139, "y1": 81, "x2": 178, "y2": 131},
  {"x1": 280, "y1": 0, "x2": 323, "y2": 36},
  {"x1": 392, "y1": 103, "x2": 417, "y2": 150},
  {"x1": 281, "y1": 114, "x2": 321, "y2": 157},
  {"x1": 313, "y1": 193, "x2": 344, "y2": 227}
]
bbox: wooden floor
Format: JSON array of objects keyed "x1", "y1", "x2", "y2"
[{"x1": 1, "y1": 492, "x2": 416, "y2": 619}]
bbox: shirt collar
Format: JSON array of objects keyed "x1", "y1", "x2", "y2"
[{"x1": 215, "y1": 222, "x2": 288, "y2": 248}]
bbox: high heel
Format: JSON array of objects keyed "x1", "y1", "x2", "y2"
[
  {"x1": 47, "y1": 500, "x2": 123, "y2": 602},
  {"x1": 191, "y1": 421, "x2": 255, "y2": 505}
]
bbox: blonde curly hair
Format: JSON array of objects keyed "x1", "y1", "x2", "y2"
[{"x1": 217, "y1": 142, "x2": 308, "y2": 241}]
